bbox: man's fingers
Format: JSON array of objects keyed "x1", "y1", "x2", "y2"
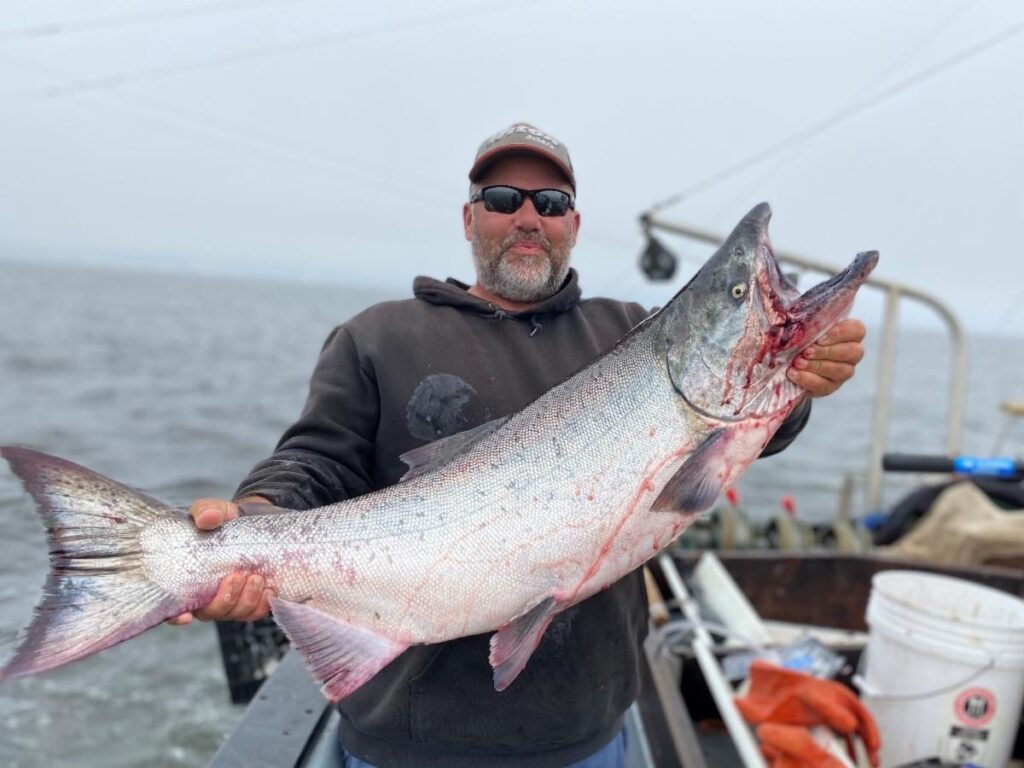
[
  {"x1": 793, "y1": 358, "x2": 854, "y2": 384},
  {"x1": 184, "y1": 499, "x2": 258, "y2": 620},
  {"x1": 194, "y1": 572, "x2": 245, "y2": 621},
  {"x1": 191, "y1": 574, "x2": 273, "y2": 622},
  {"x1": 166, "y1": 613, "x2": 194, "y2": 626},
  {"x1": 188, "y1": 498, "x2": 240, "y2": 531},
  {"x1": 259, "y1": 589, "x2": 274, "y2": 618},
  {"x1": 804, "y1": 341, "x2": 864, "y2": 366},
  {"x1": 787, "y1": 368, "x2": 843, "y2": 397},
  {"x1": 237, "y1": 589, "x2": 275, "y2": 623},
  {"x1": 226, "y1": 575, "x2": 266, "y2": 620},
  {"x1": 818, "y1": 318, "x2": 866, "y2": 345}
]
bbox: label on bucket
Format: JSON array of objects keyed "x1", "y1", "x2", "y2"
[
  {"x1": 943, "y1": 725, "x2": 989, "y2": 763},
  {"x1": 954, "y1": 688, "x2": 997, "y2": 728}
]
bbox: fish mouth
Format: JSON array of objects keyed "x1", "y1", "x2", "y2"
[
  {"x1": 730, "y1": 208, "x2": 876, "y2": 418},
  {"x1": 754, "y1": 222, "x2": 878, "y2": 358},
  {"x1": 658, "y1": 203, "x2": 878, "y2": 423},
  {"x1": 788, "y1": 250, "x2": 878, "y2": 323}
]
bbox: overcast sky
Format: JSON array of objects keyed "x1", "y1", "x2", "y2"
[{"x1": 1, "y1": 0, "x2": 1022, "y2": 336}]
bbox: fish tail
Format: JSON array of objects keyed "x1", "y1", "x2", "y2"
[{"x1": 1, "y1": 446, "x2": 191, "y2": 680}]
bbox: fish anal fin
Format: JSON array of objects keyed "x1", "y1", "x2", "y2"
[
  {"x1": 399, "y1": 415, "x2": 511, "y2": 481},
  {"x1": 652, "y1": 429, "x2": 730, "y2": 513},
  {"x1": 269, "y1": 598, "x2": 406, "y2": 701},
  {"x1": 489, "y1": 595, "x2": 560, "y2": 692}
]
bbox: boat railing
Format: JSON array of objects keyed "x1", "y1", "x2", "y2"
[{"x1": 640, "y1": 213, "x2": 968, "y2": 515}]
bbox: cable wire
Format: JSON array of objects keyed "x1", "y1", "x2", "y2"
[
  {"x1": 0, "y1": 50, "x2": 455, "y2": 209},
  {"x1": 990, "y1": 283, "x2": 1024, "y2": 335},
  {"x1": 7, "y1": 0, "x2": 548, "y2": 101},
  {"x1": 645, "y1": 16, "x2": 1024, "y2": 216},
  {"x1": 0, "y1": 0, "x2": 308, "y2": 43},
  {"x1": 701, "y1": 1, "x2": 982, "y2": 224}
]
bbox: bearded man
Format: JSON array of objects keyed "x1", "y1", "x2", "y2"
[{"x1": 172, "y1": 123, "x2": 865, "y2": 768}]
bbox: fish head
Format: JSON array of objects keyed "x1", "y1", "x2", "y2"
[{"x1": 655, "y1": 202, "x2": 877, "y2": 422}]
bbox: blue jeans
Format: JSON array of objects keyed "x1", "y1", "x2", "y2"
[{"x1": 343, "y1": 727, "x2": 626, "y2": 768}]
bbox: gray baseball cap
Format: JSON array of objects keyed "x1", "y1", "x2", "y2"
[{"x1": 469, "y1": 123, "x2": 575, "y2": 191}]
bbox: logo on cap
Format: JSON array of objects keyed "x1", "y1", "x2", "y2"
[
  {"x1": 470, "y1": 122, "x2": 575, "y2": 190},
  {"x1": 483, "y1": 123, "x2": 561, "y2": 151}
]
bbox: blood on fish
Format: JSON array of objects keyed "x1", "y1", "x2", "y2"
[
  {"x1": 721, "y1": 358, "x2": 735, "y2": 406},
  {"x1": 573, "y1": 448, "x2": 686, "y2": 599}
]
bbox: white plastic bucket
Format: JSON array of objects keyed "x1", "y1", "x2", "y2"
[{"x1": 856, "y1": 570, "x2": 1024, "y2": 768}]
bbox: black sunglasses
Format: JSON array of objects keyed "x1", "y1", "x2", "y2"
[{"x1": 469, "y1": 185, "x2": 575, "y2": 217}]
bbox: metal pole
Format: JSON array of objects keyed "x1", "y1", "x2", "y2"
[
  {"x1": 657, "y1": 555, "x2": 767, "y2": 768},
  {"x1": 866, "y1": 289, "x2": 899, "y2": 513},
  {"x1": 945, "y1": 317, "x2": 967, "y2": 456}
]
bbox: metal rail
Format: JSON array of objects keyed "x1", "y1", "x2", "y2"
[{"x1": 641, "y1": 214, "x2": 968, "y2": 514}]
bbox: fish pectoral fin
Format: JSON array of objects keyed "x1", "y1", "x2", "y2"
[
  {"x1": 399, "y1": 415, "x2": 511, "y2": 481},
  {"x1": 652, "y1": 429, "x2": 730, "y2": 513},
  {"x1": 269, "y1": 598, "x2": 406, "y2": 701},
  {"x1": 489, "y1": 595, "x2": 560, "y2": 692}
]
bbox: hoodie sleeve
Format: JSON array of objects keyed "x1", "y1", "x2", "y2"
[
  {"x1": 758, "y1": 397, "x2": 811, "y2": 458},
  {"x1": 234, "y1": 326, "x2": 379, "y2": 509}
]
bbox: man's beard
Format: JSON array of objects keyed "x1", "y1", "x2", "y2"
[{"x1": 470, "y1": 227, "x2": 573, "y2": 303}]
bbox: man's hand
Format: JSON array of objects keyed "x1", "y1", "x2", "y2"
[
  {"x1": 165, "y1": 497, "x2": 275, "y2": 626},
  {"x1": 787, "y1": 318, "x2": 865, "y2": 398}
]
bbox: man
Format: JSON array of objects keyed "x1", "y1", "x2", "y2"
[{"x1": 170, "y1": 123, "x2": 866, "y2": 767}]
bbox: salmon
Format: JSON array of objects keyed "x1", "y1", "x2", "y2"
[{"x1": 0, "y1": 203, "x2": 877, "y2": 700}]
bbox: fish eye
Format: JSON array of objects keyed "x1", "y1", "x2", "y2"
[{"x1": 731, "y1": 283, "x2": 747, "y2": 300}]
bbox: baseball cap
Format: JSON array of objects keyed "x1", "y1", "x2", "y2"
[{"x1": 468, "y1": 123, "x2": 575, "y2": 191}]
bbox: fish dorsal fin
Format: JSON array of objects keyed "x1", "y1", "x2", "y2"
[
  {"x1": 489, "y1": 595, "x2": 560, "y2": 691},
  {"x1": 268, "y1": 597, "x2": 407, "y2": 702},
  {"x1": 652, "y1": 429, "x2": 730, "y2": 513},
  {"x1": 399, "y1": 415, "x2": 511, "y2": 481}
]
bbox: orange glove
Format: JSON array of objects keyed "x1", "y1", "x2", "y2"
[
  {"x1": 735, "y1": 660, "x2": 880, "y2": 767},
  {"x1": 757, "y1": 723, "x2": 848, "y2": 768}
]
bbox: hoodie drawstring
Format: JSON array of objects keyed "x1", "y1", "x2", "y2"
[{"x1": 488, "y1": 304, "x2": 542, "y2": 337}]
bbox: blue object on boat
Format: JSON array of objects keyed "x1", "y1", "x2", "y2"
[
  {"x1": 861, "y1": 511, "x2": 889, "y2": 530},
  {"x1": 952, "y1": 455, "x2": 1018, "y2": 478}
]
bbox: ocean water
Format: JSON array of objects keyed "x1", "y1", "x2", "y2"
[{"x1": 0, "y1": 259, "x2": 1021, "y2": 766}]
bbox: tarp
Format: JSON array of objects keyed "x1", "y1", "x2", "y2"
[{"x1": 883, "y1": 482, "x2": 1024, "y2": 567}]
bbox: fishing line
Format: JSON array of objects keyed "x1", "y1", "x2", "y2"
[
  {"x1": 5, "y1": 0, "x2": 551, "y2": 101},
  {"x1": 0, "y1": 49, "x2": 454, "y2": 207},
  {"x1": 643, "y1": 15, "x2": 1024, "y2": 216},
  {"x1": 989, "y1": 284, "x2": 1024, "y2": 336},
  {"x1": 653, "y1": 618, "x2": 773, "y2": 661},
  {"x1": 856, "y1": 0, "x2": 981, "y2": 97},
  {"x1": 0, "y1": 0, "x2": 309, "y2": 44},
  {"x1": 702, "y1": 1, "x2": 981, "y2": 223}
]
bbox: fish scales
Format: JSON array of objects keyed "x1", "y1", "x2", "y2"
[{"x1": 1, "y1": 203, "x2": 878, "y2": 700}]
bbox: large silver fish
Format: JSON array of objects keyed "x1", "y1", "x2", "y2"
[{"x1": 0, "y1": 203, "x2": 876, "y2": 700}]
